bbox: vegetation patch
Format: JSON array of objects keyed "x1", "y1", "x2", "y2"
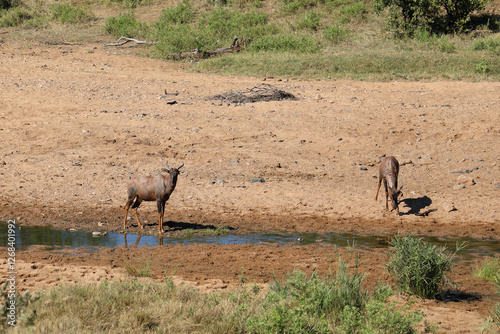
[
  {"x1": 386, "y1": 234, "x2": 464, "y2": 299},
  {"x1": 2, "y1": 262, "x2": 430, "y2": 333}
]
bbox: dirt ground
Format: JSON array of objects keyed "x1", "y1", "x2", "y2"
[{"x1": 0, "y1": 39, "x2": 499, "y2": 332}]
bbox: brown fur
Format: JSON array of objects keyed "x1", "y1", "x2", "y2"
[
  {"x1": 375, "y1": 156, "x2": 403, "y2": 215},
  {"x1": 123, "y1": 163, "x2": 184, "y2": 234}
]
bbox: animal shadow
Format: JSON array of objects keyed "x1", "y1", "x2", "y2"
[
  {"x1": 401, "y1": 196, "x2": 435, "y2": 216},
  {"x1": 164, "y1": 220, "x2": 236, "y2": 233}
]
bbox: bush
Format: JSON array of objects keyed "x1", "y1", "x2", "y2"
[
  {"x1": 0, "y1": 6, "x2": 32, "y2": 27},
  {"x1": 0, "y1": 0, "x2": 20, "y2": 10},
  {"x1": 474, "y1": 255, "x2": 500, "y2": 282},
  {"x1": 158, "y1": 0, "x2": 194, "y2": 25},
  {"x1": 104, "y1": 11, "x2": 149, "y2": 39},
  {"x1": 247, "y1": 262, "x2": 369, "y2": 333},
  {"x1": 386, "y1": 234, "x2": 463, "y2": 299},
  {"x1": 50, "y1": 4, "x2": 95, "y2": 24},
  {"x1": 374, "y1": 0, "x2": 489, "y2": 36}
]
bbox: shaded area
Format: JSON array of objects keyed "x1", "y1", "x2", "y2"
[
  {"x1": 401, "y1": 196, "x2": 433, "y2": 216},
  {"x1": 437, "y1": 290, "x2": 482, "y2": 303},
  {"x1": 210, "y1": 83, "x2": 296, "y2": 104}
]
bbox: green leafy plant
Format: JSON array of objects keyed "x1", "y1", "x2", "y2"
[
  {"x1": 104, "y1": 11, "x2": 149, "y2": 39},
  {"x1": 386, "y1": 234, "x2": 464, "y2": 299},
  {"x1": 296, "y1": 11, "x2": 322, "y2": 31},
  {"x1": 50, "y1": 3, "x2": 95, "y2": 24},
  {"x1": 323, "y1": 23, "x2": 348, "y2": 44},
  {"x1": 474, "y1": 255, "x2": 500, "y2": 282},
  {"x1": 374, "y1": 0, "x2": 489, "y2": 36}
]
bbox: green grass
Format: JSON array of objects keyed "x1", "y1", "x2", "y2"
[
  {"x1": 3, "y1": 265, "x2": 429, "y2": 333},
  {"x1": 124, "y1": 259, "x2": 152, "y2": 277},
  {"x1": 474, "y1": 255, "x2": 500, "y2": 332},
  {"x1": 1, "y1": 0, "x2": 498, "y2": 80},
  {"x1": 474, "y1": 256, "x2": 500, "y2": 283},
  {"x1": 386, "y1": 234, "x2": 464, "y2": 299}
]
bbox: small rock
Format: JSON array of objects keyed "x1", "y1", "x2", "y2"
[
  {"x1": 251, "y1": 177, "x2": 265, "y2": 183},
  {"x1": 92, "y1": 231, "x2": 102, "y2": 237},
  {"x1": 230, "y1": 159, "x2": 239, "y2": 164},
  {"x1": 443, "y1": 202, "x2": 457, "y2": 212},
  {"x1": 359, "y1": 166, "x2": 368, "y2": 171},
  {"x1": 494, "y1": 184, "x2": 500, "y2": 190},
  {"x1": 457, "y1": 175, "x2": 475, "y2": 186},
  {"x1": 453, "y1": 184, "x2": 465, "y2": 190}
]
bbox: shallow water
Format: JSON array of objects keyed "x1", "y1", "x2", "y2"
[{"x1": 1, "y1": 222, "x2": 499, "y2": 260}]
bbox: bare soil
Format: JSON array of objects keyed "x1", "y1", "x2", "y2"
[{"x1": 0, "y1": 39, "x2": 499, "y2": 332}]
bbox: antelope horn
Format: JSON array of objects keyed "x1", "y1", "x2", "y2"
[
  {"x1": 165, "y1": 161, "x2": 171, "y2": 169},
  {"x1": 397, "y1": 180, "x2": 404, "y2": 193},
  {"x1": 177, "y1": 162, "x2": 184, "y2": 170}
]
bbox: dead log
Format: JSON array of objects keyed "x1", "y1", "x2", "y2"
[
  {"x1": 104, "y1": 36, "x2": 158, "y2": 47},
  {"x1": 169, "y1": 36, "x2": 250, "y2": 60}
]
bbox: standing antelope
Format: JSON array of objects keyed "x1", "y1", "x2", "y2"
[
  {"x1": 124, "y1": 162, "x2": 184, "y2": 234},
  {"x1": 375, "y1": 156, "x2": 403, "y2": 215}
]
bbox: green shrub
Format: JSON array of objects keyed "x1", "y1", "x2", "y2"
[
  {"x1": 374, "y1": 0, "x2": 489, "y2": 36},
  {"x1": 386, "y1": 234, "x2": 463, "y2": 299},
  {"x1": 474, "y1": 256, "x2": 500, "y2": 282},
  {"x1": 158, "y1": 0, "x2": 194, "y2": 25},
  {"x1": 340, "y1": 2, "x2": 368, "y2": 23},
  {"x1": 0, "y1": 0, "x2": 20, "y2": 10},
  {"x1": 247, "y1": 262, "x2": 368, "y2": 333},
  {"x1": 50, "y1": 4, "x2": 95, "y2": 24},
  {"x1": 0, "y1": 6, "x2": 31, "y2": 27},
  {"x1": 104, "y1": 11, "x2": 149, "y2": 39},
  {"x1": 1, "y1": 281, "x2": 38, "y2": 330}
]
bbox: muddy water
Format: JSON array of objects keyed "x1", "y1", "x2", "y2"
[{"x1": 1, "y1": 222, "x2": 499, "y2": 260}]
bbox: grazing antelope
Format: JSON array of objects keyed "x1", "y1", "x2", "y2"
[
  {"x1": 375, "y1": 156, "x2": 403, "y2": 215},
  {"x1": 124, "y1": 162, "x2": 184, "y2": 234}
]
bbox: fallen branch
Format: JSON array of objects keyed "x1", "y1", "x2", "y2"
[
  {"x1": 169, "y1": 36, "x2": 250, "y2": 60},
  {"x1": 104, "y1": 36, "x2": 158, "y2": 47}
]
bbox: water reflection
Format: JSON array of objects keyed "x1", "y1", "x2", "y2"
[{"x1": 1, "y1": 222, "x2": 499, "y2": 260}]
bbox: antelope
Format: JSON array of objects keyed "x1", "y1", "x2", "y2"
[
  {"x1": 375, "y1": 156, "x2": 403, "y2": 215},
  {"x1": 123, "y1": 162, "x2": 184, "y2": 234}
]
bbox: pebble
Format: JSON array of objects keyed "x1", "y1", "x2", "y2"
[
  {"x1": 457, "y1": 175, "x2": 475, "y2": 186},
  {"x1": 251, "y1": 177, "x2": 265, "y2": 183}
]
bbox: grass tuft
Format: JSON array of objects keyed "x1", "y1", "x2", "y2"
[{"x1": 386, "y1": 234, "x2": 464, "y2": 299}]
